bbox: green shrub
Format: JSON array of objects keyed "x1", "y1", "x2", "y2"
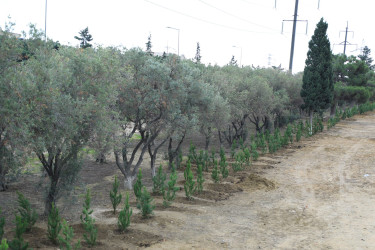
[
  {"x1": 0, "y1": 239, "x2": 8, "y2": 250},
  {"x1": 201, "y1": 150, "x2": 210, "y2": 172},
  {"x1": 184, "y1": 161, "x2": 196, "y2": 199},
  {"x1": 196, "y1": 164, "x2": 204, "y2": 193},
  {"x1": 0, "y1": 208, "x2": 4, "y2": 241},
  {"x1": 118, "y1": 193, "x2": 132, "y2": 232},
  {"x1": 176, "y1": 149, "x2": 183, "y2": 169},
  {"x1": 243, "y1": 148, "x2": 251, "y2": 166},
  {"x1": 257, "y1": 133, "x2": 267, "y2": 154},
  {"x1": 211, "y1": 160, "x2": 219, "y2": 183},
  {"x1": 9, "y1": 215, "x2": 28, "y2": 250},
  {"x1": 110, "y1": 175, "x2": 122, "y2": 214},
  {"x1": 251, "y1": 142, "x2": 259, "y2": 161},
  {"x1": 152, "y1": 165, "x2": 166, "y2": 195},
  {"x1": 58, "y1": 219, "x2": 81, "y2": 250},
  {"x1": 138, "y1": 187, "x2": 155, "y2": 218},
  {"x1": 163, "y1": 165, "x2": 179, "y2": 207},
  {"x1": 296, "y1": 124, "x2": 302, "y2": 142},
  {"x1": 133, "y1": 169, "x2": 143, "y2": 200},
  {"x1": 80, "y1": 189, "x2": 93, "y2": 224},
  {"x1": 47, "y1": 203, "x2": 62, "y2": 245},
  {"x1": 81, "y1": 189, "x2": 97, "y2": 247},
  {"x1": 188, "y1": 143, "x2": 197, "y2": 164},
  {"x1": 210, "y1": 148, "x2": 216, "y2": 165},
  {"x1": 268, "y1": 134, "x2": 275, "y2": 153},
  {"x1": 16, "y1": 192, "x2": 37, "y2": 232},
  {"x1": 230, "y1": 139, "x2": 237, "y2": 158},
  {"x1": 82, "y1": 215, "x2": 97, "y2": 247},
  {"x1": 219, "y1": 156, "x2": 228, "y2": 179}
]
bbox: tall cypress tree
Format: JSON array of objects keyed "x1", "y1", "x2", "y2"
[
  {"x1": 301, "y1": 18, "x2": 333, "y2": 133},
  {"x1": 145, "y1": 34, "x2": 153, "y2": 56},
  {"x1": 74, "y1": 27, "x2": 93, "y2": 48},
  {"x1": 194, "y1": 42, "x2": 201, "y2": 63}
]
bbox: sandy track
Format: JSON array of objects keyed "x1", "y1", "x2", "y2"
[{"x1": 149, "y1": 112, "x2": 375, "y2": 249}]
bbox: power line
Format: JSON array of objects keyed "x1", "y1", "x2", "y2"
[
  {"x1": 198, "y1": 0, "x2": 279, "y2": 32},
  {"x1": 144, "y1": 0, "x2": 279, "y2": 35}
]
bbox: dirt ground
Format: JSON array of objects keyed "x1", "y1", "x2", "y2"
[{"x1": 2, "y1": 112, "x2": 375, "y2": 249}]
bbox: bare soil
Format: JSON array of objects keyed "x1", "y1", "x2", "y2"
[{"x1": 2, "y1": 112, "x2": 375, "y2": 249}]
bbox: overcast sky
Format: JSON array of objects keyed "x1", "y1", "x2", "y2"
[{"x1": 1, "y1": 0, "x2": 373, "y2": 73}]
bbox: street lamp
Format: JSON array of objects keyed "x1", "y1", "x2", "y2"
[
  {"x1": 232, "y1": 45, "x2": 242, "y2": 67},
  {"x1": 45, "y1": 0, "x2": 47, "y2": 41},
  {"x1": 166, "y1": 26, "x2": 180, "y2": 56}
]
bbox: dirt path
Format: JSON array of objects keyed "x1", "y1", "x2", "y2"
[
  {"x1": 3, "y1": 112, "x2": 375, "y2": 249},
  {"x1": 147, "y1": 112, "x2": 375, "y2": 249}
]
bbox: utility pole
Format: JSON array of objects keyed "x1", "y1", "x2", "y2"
[
  {"x1": 282, "y1": 0, "x2": 307, "y2": 73},
  {"x1": 334, "y1": 22, "x2": 356, "y2": 55},
  {"x1": 289, "y1": 0, "x2": 298, "y2": 73},
  {"x1": 166, "y1": 26, "x2": 180, "y2": 56},
  {"x1": 45, "y1": 0, "x2": 47, "y2": 42}
]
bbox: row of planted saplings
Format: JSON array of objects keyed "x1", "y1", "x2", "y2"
[
  {"x1": 327, "y1": 102, "x2": 375, "y2": 129},
  {"x1": 0, "y1": 190, "x2": 101, "y2": 249},
  {"x1": 0, "y1": 164, "x2": 182, "y2": 250},
  {"x1": 3, "y1": 102, "x2": 374, "y2": 250}
]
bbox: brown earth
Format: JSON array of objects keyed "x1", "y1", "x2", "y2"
[{"x1": 2, "y1": 112, "x2": 375, "y2": 249}]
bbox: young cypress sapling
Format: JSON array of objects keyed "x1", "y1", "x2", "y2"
[
  {"x1": 80, "y1": 189, "x2": 93, "y2": 224},
  {"x1": 184, "y1": 161, "x2": 196, "y2": 199},
  {"x1": 110, "y1": 175, "x2": 122, "y2": 214},
  {"x1": 118, "y1": 193, "x2": 132, "y2": 231},
  {"x1": 219, "y1": 156, "x2": 228, "y2": 179},
  {"x1": 243, "y1": 148, "x2": 251, "y2": 166},
  {"x1": 231, "y1": 139, "x2": 237, "y2": 158},
  {"x1": 0, "y1": 239, "x2": 8, "y2": 250},
  {"x1": 196, "y1": 164, "x2": 204, "y2": 193},
  {"x1": 47, "y1": 203, "x2": 62, "y2": 245},
  {"x1": 16, "y1": 192, "x2": 37, "y2": 232},
  {"x1": 81, "y1": 189, "x2": 97, "y2": 247},
  {"x1": 251, "y1": 142, "x2": 259, "y2": 161},
  {"x1": 9, "y1": 215, "x2": 28, "y2": 250},
  {"x1": 211, "y1": 160, "x2": 219, "y2": 183},
  {"x1": 163, "y1": 163, "x2": 179, "y2": 207},
  {"x1": 138, "y1": 187, "x2": 155, "y2": 218},
  {"x1": 133, "y1": 169, "x2": 143, "y2": 200},
  {"x1": 152, "y1": 165, "x2": 166, "y2": 195},
  {"x1": 0, "y1": 208, "x2": 4, "y2": 242},
  {"x1": 58, "y1": 219, "x2": 81, "y2": 250}
]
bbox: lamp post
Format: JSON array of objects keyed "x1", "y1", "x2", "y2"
[
  {"x1": 232, "y1": 45, "x2": 242, "y2": 67},
  {"x1": 44, "y1": 0, "x2": 48, "y2": 42},
  {"x1": 166, "y1": 26, "x2": 180, "y2": 56}
]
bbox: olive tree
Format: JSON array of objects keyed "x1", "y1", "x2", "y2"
[
  {"x1": 24, "y1": 47, "x2": 118, "y2": 214},
  {"x1": 114, "y1": 49, "x2": 171, "y2": 186},
  {"x1": 0, "y1": 23, "x2": 27, "y2": 191}
]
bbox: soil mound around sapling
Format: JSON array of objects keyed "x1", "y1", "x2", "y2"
[{"x1": 237, "y1": 173, "x2": 276, "y2": 192}]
